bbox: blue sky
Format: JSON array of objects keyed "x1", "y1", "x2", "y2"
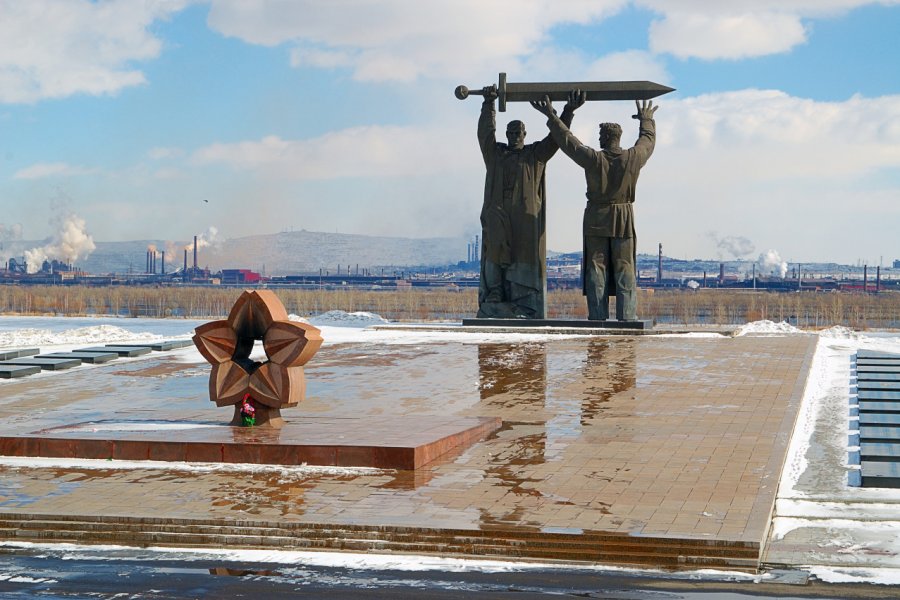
[{"x1": 1, "y1": 0, "x2": 899, "y2": 268}]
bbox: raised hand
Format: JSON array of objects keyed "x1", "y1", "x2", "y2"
[
  {"x1": 566, "y1": 89, "x2": 586, "y2": 112},
  {"x1": 633, "y1": 99, "x2": 658, "y2": 120},
  {"x1": 530, "y1": 94, "x2": 556, "y2": 117},
  {"x1": 482, "y1": 85, "x2": 499, "y2": 101}
]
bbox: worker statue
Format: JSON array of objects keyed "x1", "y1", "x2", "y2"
[
  {"x1": 476, "y1": 85, "x2": 575, "y2": 319},
  {"x1": 531, "y1": 91, "x2": 658, "y2": 321}
]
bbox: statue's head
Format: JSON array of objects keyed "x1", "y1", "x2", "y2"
[
  {"x1": 506, "y1": 120, "x2": 526, "y2": 150},
  {"x1": 599, "y1": 122, "x2": 622, "y2": 150}
]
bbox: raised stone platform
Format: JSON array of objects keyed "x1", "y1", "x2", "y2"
[
  {"x1": 461, "y1": 318, "x2": 653, "y2": 331},
  {"x1": 0, "y1": 415, "x2": 501, "y2": 470}
]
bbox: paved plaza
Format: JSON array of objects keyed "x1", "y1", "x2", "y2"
[{"x1": 0, "y1": 332, "x2": 817, "y2": 570}]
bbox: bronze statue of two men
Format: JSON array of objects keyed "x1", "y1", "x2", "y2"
[{"x1": 475, "y1": 86, "x2": 658, "y2": 322}]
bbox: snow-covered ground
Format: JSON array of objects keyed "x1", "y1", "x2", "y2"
[{"x1": 3, "y1": 313, "x2": 900, "y2": 584}]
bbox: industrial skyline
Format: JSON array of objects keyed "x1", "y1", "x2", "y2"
[{"x1": 0, "y1": 1, "x2": 898, "y2": 264}]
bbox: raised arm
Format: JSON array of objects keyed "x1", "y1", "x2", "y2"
[
  {"x1": 533, "y1": 92, "x2": 578, "y2": 162},
  {"x1": 477, "y1": 85, "x2": 499, "y2": 164},
  {"x1": 631, "y1": 99, "x2": 657, "y2": 166},
  {"x1": 531, "y1": 92, "x2": 597, "y2": 169}
]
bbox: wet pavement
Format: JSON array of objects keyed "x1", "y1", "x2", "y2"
[{"x1": 0, "y1": 333, "x2": 817, "y2": 568}]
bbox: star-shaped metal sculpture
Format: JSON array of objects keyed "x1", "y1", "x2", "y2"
[{"x1": 193, "y1": 290, "x2": 322, "y2": 428}]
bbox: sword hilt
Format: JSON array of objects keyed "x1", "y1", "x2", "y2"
[{"x1": 454, "y1": 73, "x2": 509, "y2": 110}]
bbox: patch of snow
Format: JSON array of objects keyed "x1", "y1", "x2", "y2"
[
  {"x1": 0, "y1": 456, "x2": 381, "y2": 477},
  {"x1": 734, "y1": 320, "x2": 803, "y2": 336},
  {"x1": 809, "y1": 566, "x2": 900, "y2": 585},
  {"x1": 58, "y1": 422, "x2": 223, "y2": 433},
  {"x1": 0, "y1": 541, "x2": 766, "y2": 581},
  {"x1": 0, "y1": 324, "x2": 163, "y2": 348},
  {"x1": 287, "y1": 313, "x2": 310, "y2": 324},
  {"x1": 309, "y1": 310, "x2": 389, "y2": 327},
  {"x1": 818, "y1": 326, "x2": 860, "y2": 339}
]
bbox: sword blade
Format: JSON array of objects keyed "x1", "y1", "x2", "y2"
[{"x1": 504, "y1": 81, "x2": 674, "y2": 103}]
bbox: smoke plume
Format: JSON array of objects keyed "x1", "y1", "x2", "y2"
[
  {"x1": 184, "y1": 226, "x2": 220, "y2": 251},
  {"x1": 23, "y1": 213, "x2": 96, "y2": 273},
  {"x1": 708, "y1": 232, "x2": 755, "y2": 260},
  {"x1": 0, "y1": 223, "x2": 24, "y2": 261},
  {"x1": 757, "y1": 249, "x2": 788, "y2": 278}
]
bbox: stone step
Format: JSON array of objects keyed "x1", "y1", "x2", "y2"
[
  {"x1": 856, "y1": 381, "x2": 900, "y2": 391},
  {"x1": 38, "y1": 352, "x2": 119, "y2": 364},
  {"x1": 859, "y1": 426, "x2": 900, "y2": 443},
  {"x1": 77, "y1": 346, "x2": 151, "y2": 357},
  {"x1": 0, "y1": 357, "x2": 81, "y2": 370},
  {"x1": 857, "y1": 350, "x2": 900, "y2": 360},
  {"x1": 0, "y1": 524, "x2": 758, "y2": 569},
  {"x1": 0, "y1": 348, "x2": 39, "y2": 361},
  {"x1": 0, "y1": 365, "x2": 41, "y2": 379},
  {"x1": 861, "y1": 461, "x2": 900, "y2": 488},
  {"x1": 856, "y1": 372, "x2": 900, "y2": 382},
  {"x1": 857, "y1": 390, "x2": 900, "y2": 402},
  {"x1": 860, "y1": 442, "x2": 900, "y2": 462},
  {"x1": 857, "y1": 366, "x2": 900, "y2": 374},
  {"x1": 859, "y1": 401, "x2": 900, "y2": 414}
]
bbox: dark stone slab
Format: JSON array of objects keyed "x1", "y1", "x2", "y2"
[
  {"x1": 858, "y1": 390, "x2": 900, "y2": 402},
  {"x1": 77, "y1": 346, "x2": 151, "y2": 357},
  {"x1": 109, "y1": 340, "x2": 190, "y2": 351},
  {"x1": 0, "y1": 348, "x2": 40, "y2": 361},
  {"x1": 857, "y1": 366, "x2": 900, "y2": 374},
  {"x1": 859, "y1": 401, "x2": 900, "y2": 414},
  {"x1": 860, "y1": 442, "x2": 900, "y2": 462},
  {"x1": 1, "y1": 357, "x2": 81, "y2": 370},
  {"x1": 860, "y1": 427, "x2": 900, "y2": 443},
  {"x1": 461, "y1": 318, "x2": 653, "y2": 330},
  {"x1": 0, "y1": 365, "x2": 41, "y2": 379},
  {"x1": 857, "y1": 350, "x2": 900, "y2": 360},
  {"x1": 856, "y1": 380, "x2": 900, "y2": 391},
  {"x1": 857, "y1": 359, "x2": 900, "y2": 367},
  {"x1": 39, "y1": 352, "x2": 119, "y2": 364},
  {"x1": 861, "y1": 461, "x2": 900, "y2": 488},
  {"x1": 857, "y1": 373, "x2": 900, "y2": 382},
  {"x1": 859, "y1": 413, "x2": 900, "y2": 427}
]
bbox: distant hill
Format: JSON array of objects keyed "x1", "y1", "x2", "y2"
[{"x1": 76, "y1": 230, "x2": 469, "y2": 275}]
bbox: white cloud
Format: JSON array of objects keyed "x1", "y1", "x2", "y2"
[
  {"x1": 147, "y1": 147, "x2": 185, "y2": 160},
  {"x1": 13, "y1": 162, "x2": 98, "y2": 180},
  {"x1": 0, "y1": 0, "x2": 188, "y2": 104},
  {"x1": 648, "y1": 12, "x2": 807, "y2": 60},
  {"x1": 638, "y1": 0, "x2": 899, "y2": 60},
  {"x1": 206, "y1": 0, "x2": 628, "y2": 81},
  {"x1": 190, "y1": 126, "x2": 470, "y2": 180}
]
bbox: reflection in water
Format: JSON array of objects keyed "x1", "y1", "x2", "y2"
[
  {"x1": 477, "y1": 343, "x2": 548, "y2": 527},
  {"x1": 580, "y1": 339, "x2": 637, "y2": 424}
]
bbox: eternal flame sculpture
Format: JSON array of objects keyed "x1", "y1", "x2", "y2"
[
  {"x1": 457, "y1": 73, "x2": 673, "y2": 322},
  {"x1": 193, "y1": 290, "x2": 322, "y2": 428}
]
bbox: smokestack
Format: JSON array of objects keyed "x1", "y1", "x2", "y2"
[
  {"x1": 146, "y1": 251, "x2": 150, "y2": 274},
  {"x1": 193, "y1": 236, "x2": 198, "y2": 271},
  {"x1": 183, "y1": 249, "x2": 188, "y2": 276},
  {"x1": 703, "y1": 270, "x2": 707, "y2": 288},
  {"x1": 161, "y1": 251, "x2": 165, "y2": 275},
  {"x1": 657, "y1": 243, "x2": 662, "y2": 283},
  {"x1": 475, "y1": 234, "x2": 480, "y2": 261},
  {"x1": 877, "y1": 266, "x2": 881, "y2": 293},
  {"x1": 863, "y1": 265, "x2": 868, "y2": 293},
  {"x1": 797, "y1": 264, "x2": 802, "y2": 290},
  {"x1": 752, "y1": 263, "x2": 756, "y2": 289},
  {"x1": 718, "y1": 263, "x2": 724, "y2": 286}
]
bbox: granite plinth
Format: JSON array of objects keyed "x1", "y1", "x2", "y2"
[
  {"x1": 1, "y1": 357, "x2": 81, "y2": 370},
  {"x1": 857, "y1": 390, "x2": 900, "y2": 401},
  {"x1": 860, "y1": 442, "x2": 900, "y2": 462},
  {"x1": 859, "y1": 426, "x2": 900, "y2": 443},
  {"x1": 856, "y1": 380, "x2": 900, "y2": 391},
  {"x1": 859, "y1": 401, "x2": 900, "y2": 414},
  {"x1": 0, "y1": 365, "x2": 41, "y2": 379},
  {"x1": 861, "y1": 461, "x2": 900, "y2": 487},
  {"x1": 0, "y1": 348, "x2": 39, "y2": 361},
  {"x1": 111, "y1": 341, "x2": 192, "y2": 351},
  {"x1": 859, "y1": 413, "x2": 900, "y2": 427},
  {"x1": 857, "y1": 365, "x2": 900, "y2": 374},
  {"x1": 77, "y1": 346, "x2": 151, "y2": 357},
  {"x1": 857, "y1": 373, "x2": 900, "y2": 382},
  {"x1": 461, "y1": 318, "x2": 653, "y2": 330},
  {"x1": 858, "y1": 350, "x2": 900, "y2": 360},
  {"x1": 40, "y1": 352, "x2": 120, "y2": 364},
  {"x1": 0, "y1": 415, "x2": 501, "y2": 470}
]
